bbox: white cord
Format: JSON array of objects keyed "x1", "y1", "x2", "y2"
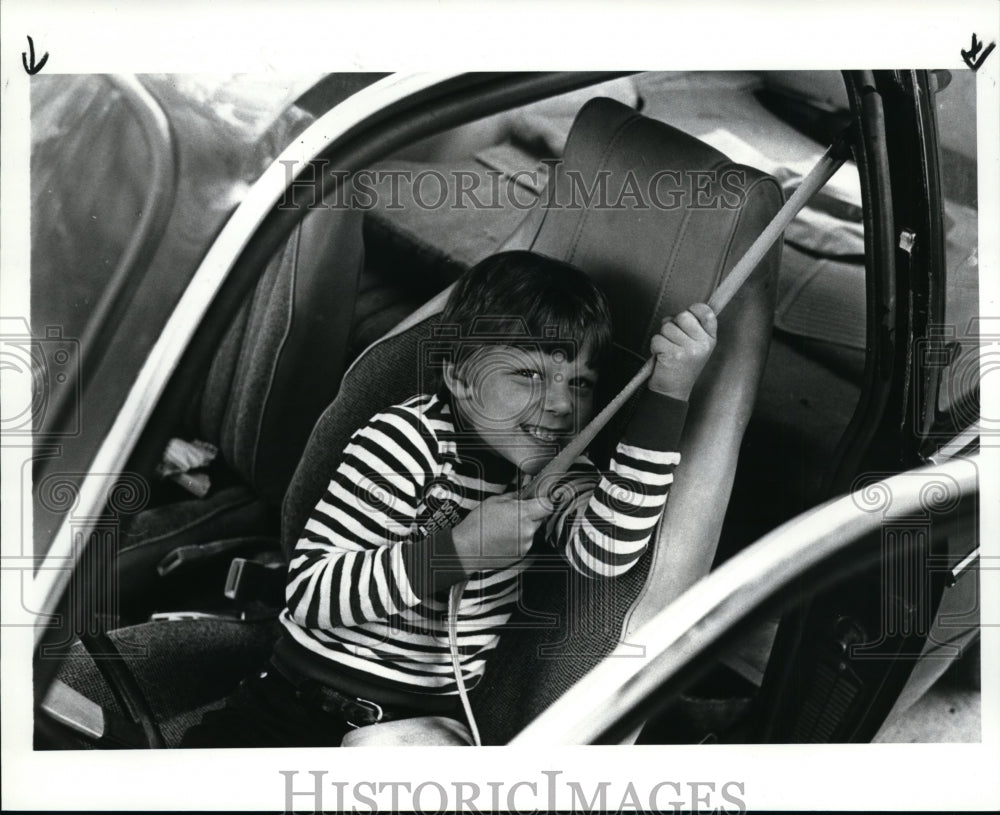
[{"x1": 448, "y1": 580, "x2": 481, "y2": 746}]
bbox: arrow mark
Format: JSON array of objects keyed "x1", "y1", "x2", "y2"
[{"x1": 23, "y1": 35, "x2": 50, "y2": 75}]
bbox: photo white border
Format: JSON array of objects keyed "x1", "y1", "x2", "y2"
[{"x1": 2, "y1": 0, "x2": 998, "y2": 811}]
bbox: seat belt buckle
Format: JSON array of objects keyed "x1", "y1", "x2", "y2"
[
  {"x1": 224, "y1": 557, "x2": 286, "y2": 603},
  {"x1": 158, "y1": 537, "x2": 279, "y2": 578},
  {"x1": 344, "y1": 697, "x2": 385, "y2": 729},
  {"x1": 157, "y1": 544, "x2": 204, "y2": 576}
]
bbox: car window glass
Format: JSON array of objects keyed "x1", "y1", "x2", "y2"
[
  {"x1": 29, "y1": 74, "x2": 317, "y2": 555},
  {"x1": 932, "y1": 70, "x2": 978, "y2": 418},
  {"x1": 30, "y1": 74, "x2": 317, "y2": 343},
  {"x1": 31, "y1": 76, "x2": 153, "y2": 342}
]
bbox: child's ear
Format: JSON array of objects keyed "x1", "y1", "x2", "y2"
[{"x1": 442, "y1": 362, "x2": 470, "y2": 399}]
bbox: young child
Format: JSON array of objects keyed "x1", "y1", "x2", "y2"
[{"x1": 182, "y1": 250, "x2": 715, "y2": 747}]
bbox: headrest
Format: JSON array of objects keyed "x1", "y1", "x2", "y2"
[{"x1": 525, "y1": 97, "x2": 784, "y2": 460}]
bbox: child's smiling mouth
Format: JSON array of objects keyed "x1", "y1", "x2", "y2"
[{"x1": 520, "y1": 423, "x2": 569, "y2": 444}]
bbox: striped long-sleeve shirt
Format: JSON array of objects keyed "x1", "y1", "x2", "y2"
[{"x1": 279, "y1": 389, "x2": 687, "y2": 698}]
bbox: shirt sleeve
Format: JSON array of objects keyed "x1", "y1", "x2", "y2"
[
  {"x1": 284, "y1": 405, "x2": 465, "y2": 629},
  {"x1": 543, "y1": 390, "x2": 688, "y2": 579}
]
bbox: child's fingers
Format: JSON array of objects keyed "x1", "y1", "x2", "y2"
[
  {"x1": 672, "y1": 310, "x2": 705, "y2": 340},
  {"x1": 659, "y1": 306, "x2": 716, "y2": 343},
  {"x1": 652, "y1": 321, "x2": 689, "y2": 350},
  {"x1": 688, "y1": 303, "x2": 718, "y2": 338}
]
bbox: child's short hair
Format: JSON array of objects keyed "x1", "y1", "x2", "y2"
[{"x1": 435, "y1": 251, "x2": 613, "y2": 387}]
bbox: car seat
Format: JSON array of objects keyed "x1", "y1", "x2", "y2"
[
  {"x1": 281, "y1": 97, "x2": 783, "y2": 743},
  {"x1": 45, "y1": 97, "x2": 781, "y2": 747},
  {"x1": 111, "y1": 205, "x2": 365, "y2": 620}
]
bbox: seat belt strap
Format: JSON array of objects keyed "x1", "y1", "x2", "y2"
[
  {"x1": 448, "y1": 581, "x2": 482, "y2": 746},
  {"x1": 522, "y1": 128, "x2": 852, "y2": 499}
]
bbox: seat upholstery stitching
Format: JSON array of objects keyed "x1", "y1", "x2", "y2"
[
  {"x1": 566, "y1": 110, "x2": 644, "y2": 266},
  {"x1": 224, "y1": 262, "x2": 272, "y2": 462},
  {"x1": 642, "y1": 156, "x2": 743, "y2": 344},
  {"x1": 250, "y1": 221, "x2": 301, "y2": 486},
  {"x1": 644, "y1": 207, "x2": 694, "y2": 343}
]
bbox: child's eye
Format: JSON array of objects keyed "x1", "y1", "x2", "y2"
[
  {"x1": 571, "y1": 378, "x2": 595, "y2": 391},
  {"x1": 515, "y1": 369, "x2": 542, "y2": 381}
]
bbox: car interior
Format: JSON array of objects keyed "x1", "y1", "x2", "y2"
[{"x1": 39, "y1": 71, "x2": 963, "y2": 748}]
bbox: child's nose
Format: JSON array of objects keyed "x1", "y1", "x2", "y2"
[{"x1": 543, "y1": 377, "x2": 572, "y2": 416}]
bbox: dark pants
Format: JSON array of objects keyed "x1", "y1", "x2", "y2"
[{"x1": 180, "y1": 668, "x2": 352, "y2": 748}]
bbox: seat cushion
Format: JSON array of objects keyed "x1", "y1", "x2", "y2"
[{"x1": 115, "y1": 485, "x2": 278, "y2": 619}]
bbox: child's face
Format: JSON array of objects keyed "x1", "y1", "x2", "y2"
[{"x1": 446, "y1": 342, "x2": 599, "y2": 475}]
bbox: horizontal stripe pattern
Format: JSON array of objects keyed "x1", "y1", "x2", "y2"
[{"x1": 281, "y1": 392, "x2": 680, "y2": 695}]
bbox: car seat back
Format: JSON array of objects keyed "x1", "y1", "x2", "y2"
[
  {"x1": 472, "y1": 98, "x2": 782, "y2": 742},
  {"x1": 196, "y1": 206, "x2": 364, "y2": 505},
  {"x1": 113, "y1": 206, "x2": 363, "y2": 616},
  {"x1": 281, "y1": 98, "x2": 782, "y2": 742}
]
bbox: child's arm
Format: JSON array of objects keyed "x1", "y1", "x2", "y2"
[
  {"x1": 285, "y1": 403, "x2": 547, "y2": 629},
  {"x1": 544, "y1": 305, "x2": 716, "y2": 578},
  {"x1": 284, "y1": 405, "x2": 448, "y2": 629}
]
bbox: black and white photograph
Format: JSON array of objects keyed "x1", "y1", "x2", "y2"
[{"x1": 2, "y1": 1, "x2": 998, "y2": 812}]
